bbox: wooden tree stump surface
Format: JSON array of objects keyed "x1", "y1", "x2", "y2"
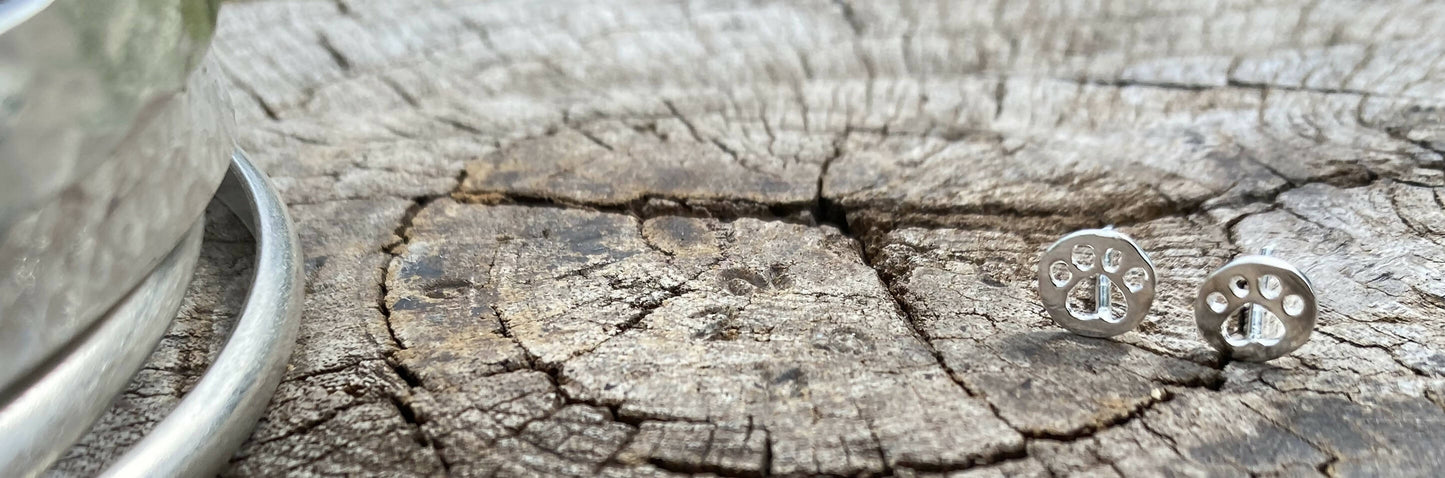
[{"x1": 48, "y1": 0, "x2": 1445, "y2": 476}]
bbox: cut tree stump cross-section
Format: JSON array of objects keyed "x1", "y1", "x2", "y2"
[{"x1": 48, "y1": 1, "x2": 1445, "y2": 477}]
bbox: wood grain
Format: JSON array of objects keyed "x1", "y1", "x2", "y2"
[{"x1": 48, "y1": 0, "x2": 1445, "y2": 476}]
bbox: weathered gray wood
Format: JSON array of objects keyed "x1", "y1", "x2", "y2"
[{"x1": 48, "y1": 0, "x2": 1445, "y2": 476}]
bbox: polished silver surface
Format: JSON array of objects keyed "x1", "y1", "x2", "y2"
[
  {"x1": 2, "y1": 1, "x2": 299, "y2": 474},
  {"x1": 1195, "y1": 253, "x2": 1317, "y2": 362},
  {"x1": 0, "y1": 0, "x2": 231, "y2": 394},
  {"x1": 0, "y1": 220, "x2": 201, "y2": 478},
  {"x1": 0, "y1": 0, "x2": 219, "y2": 219},
  {"x1": 102, "y1": 151, "x2": 304, "y2": 477},
  {"x1": 1037, "y1": 228, "x2": 1157, "y2": 338}
]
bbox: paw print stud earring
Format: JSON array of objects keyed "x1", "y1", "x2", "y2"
[
  {"x1": 1195, "y1": 247, "x2": 1317, "y2": 362},
  {"x1": 1037, "y1": 227, "x2": 1157, "y2": 338}
]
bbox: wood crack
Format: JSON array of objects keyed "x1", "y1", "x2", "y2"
[{"x1": 76, "y1": 1, "x2": 1445, "y2": 475}]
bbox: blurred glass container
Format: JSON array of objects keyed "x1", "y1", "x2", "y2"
[{"x1": 0, "y1": 0, "x2": 230, "y2": 396}]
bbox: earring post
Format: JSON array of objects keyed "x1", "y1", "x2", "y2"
[
  {"x1": 1096, "y1": 225, "x2": 1116, "y2": 320},
  {"x1": 1097, "y1": 274, "x2": 1112, "y2": 319},
  {"x1": 1245, "y1": 246, "x2": 1275, "y2": 340}
]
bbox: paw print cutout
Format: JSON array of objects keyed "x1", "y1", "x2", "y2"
[
  {"x1": 1037, "y1": 228, "x2": 1156, "y2": 337},
  {"x1": 1195, "y1": 254, "x2": 1317, "y2": 362}
]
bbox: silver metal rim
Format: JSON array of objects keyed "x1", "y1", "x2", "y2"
[
  {"x1": 101, "y1": 150, "x2": 303, "y2": 477},
  {"x1": 0, "y1": 220, "x2": 202, "y2": 478}
]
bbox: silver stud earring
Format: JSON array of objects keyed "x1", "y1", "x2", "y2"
[
  {"x1": 1195, "y1": 247, "x2": 1317, "y2": 361},
  {"x1": 1037, "y1": 227, "x2": 1157, "y2": 338}
]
